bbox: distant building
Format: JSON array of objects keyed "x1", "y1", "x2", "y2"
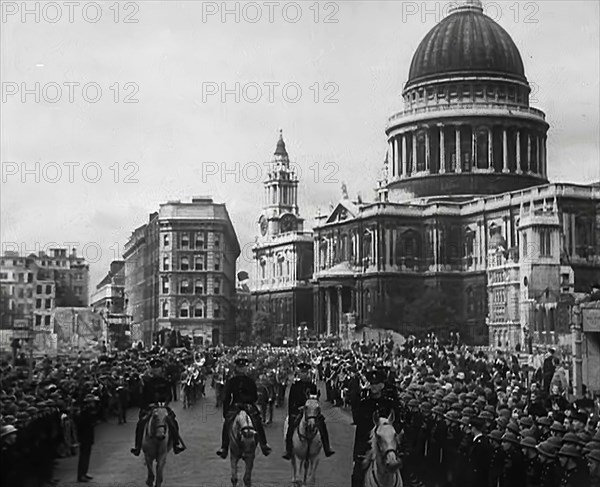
[
  {"x1": 123, "y1": 198, "x2": 240, "y2": 346},
  {"x1": 91, "y1": 260, "x2": 128, "y2": 350},
  {"x1": 251, "y1": 132, "x2": 314, "y2": 340}
]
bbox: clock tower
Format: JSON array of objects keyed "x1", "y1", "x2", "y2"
[
  {"x1": 250, "y1": 131, "x2": 314, "y2": 342},
  {"x1": 257, "y1": 130, "x2": 305, "y2": 240}
]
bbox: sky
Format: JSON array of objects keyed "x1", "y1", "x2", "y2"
[{"x1": 1, "y1": 0, "x2": 599, "y2": 292}]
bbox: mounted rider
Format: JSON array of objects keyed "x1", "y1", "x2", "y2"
[
  {"x1": 351, "y1": 367, "x2": 404, "y2": 487},
  {"x1": 283, "y1": 361, "x2": 335, "y2": 460},
  {"x1": 216, "y1": 356, "x2": 272, "y2": 459},
  {"x1": 130, "y1": 357, "x2": 187, "y2": 456}
]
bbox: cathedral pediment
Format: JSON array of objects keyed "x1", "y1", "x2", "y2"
[{"x1": 325, "y1": 200, "x2": 359, "y2": 224}]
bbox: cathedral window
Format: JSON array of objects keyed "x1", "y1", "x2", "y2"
[
  {"x1": 476, "y1": 128, "x2": 489, "y2": 169},
  {"x1": 539, "y1": 229, "x2": 552, "y2": 257},
  {"x1": 180, "y1": 279, "x2": 190, "y2": 294}
]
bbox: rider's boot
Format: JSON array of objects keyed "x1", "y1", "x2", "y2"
[
  {"x1": 282, "y1": 416, "x2": 296, "y2": 460},
  {"x1": 317, "y1": 416, "x2": 335, "y2": 457},
  {"x1": 216, "y1": 416, "x2": 231, "y2": 459},
  {"x1": 351, "y1": 458, "x2": 365, "y2": 487},
  {"x1": 168, "y1": 413, "x2": 186, "y2": 455},
  {"x1": 249, "y1": 410, "x2": 272, "y2": 456},
  {"x1": 130, "y1": 418, "x2": 144, "y2": 456}
]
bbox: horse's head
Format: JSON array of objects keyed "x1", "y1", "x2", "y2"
[
  {"x1": 303, "y1": 394, "x2": 321, "y2": 435},
  {"x1": 235, "y1": 411, "x2": 257, "y2": 453},
  {"x1": 150, "y1": 404, "x2": 169, "y2": 440},
  {"x1": 369, "y1": 412, "x2": 402, "y2": 471}
]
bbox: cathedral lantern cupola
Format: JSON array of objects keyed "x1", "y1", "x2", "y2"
[{"x1": 384, "y1": 0, "x2": 549, "y2": 202}]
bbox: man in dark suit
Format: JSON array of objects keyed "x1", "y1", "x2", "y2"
[
  {"x1": 466, "y1": 417, "x2": 490, "y2": 487},
  {"x1": 76, "y1": 394, "x2": 99, "y2": 483}
]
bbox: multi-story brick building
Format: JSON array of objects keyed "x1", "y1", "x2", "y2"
[
  {"x1": 124, "y1": 198, "x2": 240, "y2": 346},
  {"x1": 312, "y1": 0, "x2": 600, "y2": 346},
  {"x1": 91, "y1": 260, "x2": 128, "y2": 349}
]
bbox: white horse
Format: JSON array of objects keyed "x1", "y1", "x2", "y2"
[
  {"x1": 141, "y1": 404, "x2": 172, "y2": 487},
  {"x1": 362, "y1": 411, "x2": 403, "y2": 487},
  {"x1": 229, "y1": 409, "x2": 257, "y2": 487},
  {"x1": 284, "y1": 394, "x2": 322, "y2": 486}
]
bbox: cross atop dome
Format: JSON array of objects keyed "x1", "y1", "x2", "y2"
[{"x1": 449, "y1": 0, "x2": 483, "y2": 14}]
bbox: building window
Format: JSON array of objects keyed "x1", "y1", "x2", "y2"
[
  {"x1": 540, "y1": 229, "x2": 552, "y2": 257},
  {"x1": 162, "y1": 277, "x2": 169, "y2": 293},
  {"x1": 18, "y1": 273, "x2": 24, "y2": 283},
  {"x1": 195, "y1": 279, "x2": 204, "y2": 294},
  {"x1": 163, "y1": 234, "x2": 170, "y2": 247},
  {"x1": 194, "y1": 301, "x2": 204, "y2": 318},
  {"x1": 522, "y1": 233, "x2": 528, "y2": 257},
  {"x1": 180, "y1": 279, "x2": 190, "y2": 294},
  {"x1": 181, "y1": 233, "x2": 190, "y2": 249},
  {"x1": 180, "y1": 302, "x2": 189, "y2": 318},
  {"x1": 74, "y1": 286, "x2": 82, "y2": 295},
  {"x1": 35, "y1": 315, "x2": 42, "y2": 326},
  {"x1": 37, "y1": 285, "x2": 42, "y2": 294},
  {"x1": 214, "y1": 255, "x2": 220, "y2": 271},
  {"x1": 195, "y1": 232, "x2": 205, "y2": 249},
  {"x1": 213, "y1": 278, "x2": 220, "y2": 295},
  {"x1": 27, "y1": 273, "x2": 33, "y2": 283},
  {"x1": 162, "y1": 301, "x2": 169, "y2": 318},
  {"x1": 163, "y1": 256, "x2": 169, "y2": 271},
  {"x1": 214, "y1": 237, "x2": 220, "y2": 248},
  {"x1": 214, "y1": 302, "x2": 221, "y2": 318},
  {"x1": 44, "y1": 315, "x2": 51, "y2": 326},
  {"x1": 45, "y1": 284, "x2": 52, "y2": 294},
  {"x1": 180, "y1": 257, "x2": 189, "y2": 271},
  {"x1": 18, "y1": 288, "x2": 24, "y2": 298},
  {"x1": 36, "y1": 298, "x2": 42, "y2": 309},
  {"x1": 45, "y1": 299, "x2": 52, "y2": 309},
  {"x1": 260, "y1": 260, "x2": 266, "y2": 279},
  {"x1": 195, "y1": 255, "x2": 204, "y2": 271}
]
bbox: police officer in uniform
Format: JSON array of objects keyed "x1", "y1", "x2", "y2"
[
  {"x1": 351, "y1": 368, "x2": 403, "y2": 487},
  {"x1": 130, "y1": 357, "x2": 186, "y2": 456},
  {"x1": 282, "y1": 361, "x2": 334, "y2": 460},
  {"x1": 216, "y1": 357, "x2": 272, "y2": 459}
]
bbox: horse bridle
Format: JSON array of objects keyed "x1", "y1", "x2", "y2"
[{"x1": 374, "y1": 424, "x2": 399, "y2": 462}]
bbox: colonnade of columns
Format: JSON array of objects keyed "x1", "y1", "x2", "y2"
[
  {"x1": 264, "y1": 181, "x2": 298, "y2": 207},
  {"x1": 387, "y1": 124, "x2": 547, "y2": 180}
]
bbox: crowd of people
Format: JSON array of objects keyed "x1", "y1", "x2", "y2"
[{"x1": 1, "y1": 336, "x2": 599, "y2": 487}]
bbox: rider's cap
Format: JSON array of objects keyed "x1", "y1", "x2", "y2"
[{"x1": 365, "y1": 369, "x2": 385, "y2": 384}]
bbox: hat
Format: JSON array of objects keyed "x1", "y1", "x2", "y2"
[
  {"x1": 366, "y1": 369, "x2": 386, "y2": 384},
  {"x1": 478, "y1": 411, "x2": 494, "y2": 421},
  {"x1": 537, "y1": 416, "x2": 553, "y2": 427},
  {"x1": 536, "y1": 441, "x2": 557, "y2": 458},
  {"x1": 297, "y1": 362, "x2": 311, "y2": 370},
  {"x1": 558, "y1": 444, "x2": 580, "y2": 459},
  {"x1": 550, "y1": 421, "x2": 566, "y2": 433},
  {"x1": 547, "y1": 436, "x2": 563, "y2": 451},
  {"x1": 470, "y1": 417, "x2": 485, "y2": 430},
  {"x1": 519, "y1": 416, "x2": 534, "y2": 428},
  {"x1": 488, "y1": 430, "x2": 504, "y2": 442},
  {"x1": 506, "y1": 421, "x2": 520, "y2": 435},
  {"x1": 562, "y1": 432, "x2": 584, "y2": 447},
  {"x1": 502, "y1": 432, "x2": 520, "y2": 445},
  {"x1": 83, "y1": 394, "x2": 99, "y2": 402},
  {"x1": 572, "y1": 411, "x2": 588, "y2": 423},
  {"x1": 589, "y1": 449, "x2": 600, "y2": 463},
  {"x1": 0, "y1": 425, "x2": 18, "y2": 437},
  {"x1": 520, "y1": 436, "x2": 537, "y2": 449},
  {"x1": 444, "y1": 410, "x2": 460, "y2": 422}
]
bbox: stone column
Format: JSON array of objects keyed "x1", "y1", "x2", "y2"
[
  {"x1": 503, "y1": 128, "x2": 509, "y2": 173},
  {"x1": 325, "y1": 289, "x2": 331, "y2": 336},
  {"x1": 412, "y1": 132, "x2": 417, "y2": 175},
  {"x1": 385, "y1": 227, "x2": 391, "y2": 269},
  {"x1": 488, "y1": 128, "x2": 493, "y2": 171},
  {"x1": 402, "y1": 134, "x2": 408, "y2": 178},
  {"x1": 314, "y1": 240, "x2": 319, "y2": 274},
  {"x1": 433, "y1": 222, "x2": 438, "y2": 270},
  {"x1": 456, "y1": 126, "x2": 462, "y2": 173},
  {"x1": 439, "y1": 125, "x2": 446, "y2": 174},
  {"x1": 425, "y1": 128, "x2": 431, "y2": 173},
  {"x1": 541, "y1": 136, "x2": 547, "y2": 178},
  {"x1": 526, "y1": 133, "x2": 532, "y2": 174},
  {"x1": 394, "y1": 137, "x2": 400, "y2": 178},
  {"x1": 471, "y1": 129, "x2": 477, "y2": 171},
  {"x1": 536, "y1": 135, "x2": 541, "y2": 175},
  {"x1": 516, "y1": 130, "x2": 522, "y2": 174},
  {"x1": 388, "y1": 139, "x2": 394, "y2": 178},
  {"x1": 391, "y1": 228, "x2": 397, "y2": 266}
]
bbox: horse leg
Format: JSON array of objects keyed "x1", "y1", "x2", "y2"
[
  {"x1": 243, "y1": 456, "x2": 254, "y2": 487},
  {"x1": 144, "y1": 455, "x2": 155, "y2": 487},
  {"x1": 291, "y1": 455, "x2": 298, "y2": 485},
  {"x1": 230, "y1": 455, "x2": 238, "y2": 487},
  {"x1": 307, "y1": 458, "x2": 320, "y2": 486},
  {"x1": 155, "y1": 455, "x2": 167, "y2": 487}
]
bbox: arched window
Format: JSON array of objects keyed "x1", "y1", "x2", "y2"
[
  {"x1": 416, "y1": 131, "x2": 427, "y2": 172},
  {"x1": 260, "y1": 259, "x2": 266, "y2": 279},
  {"x1": 162, "y1": 277, "x2": 169, "y2": 293},
  {"x1": 180, "y1": 279, "x2": 189, "y2": 294},
  {"x1": 464, "y1": 229, "x2": 475, "y2": 266},
  {"x1": 575, "y1": 215, "x2": 593, "y2": 258},
  {"x1": 403, "y1": 230, "x2": 419, "y2": 259},
  {"x1": 363, "y1": 230, "x2": 372, "y2": 265},
  {"x1": 320, "y1": 239, "x2": 327, "y2": 269},
  {"x1": 466, "y1": 287, "x2": 475, "y2": 317},
  {"x1": 180, "y1": 301, "x2": 189, "y2": 318},
  {"x1": 162, "y1": 301, "x2": 169, "y2": 318},
  {"x1": 195, "y1": 279, "x2": 204, "y2": 294},
  {"x1": 194, "y1": 300, "x2": 204, "y2": 318},
  {"x1": 213, "y1": 301, "x2": 221, "y2": 318},
  {"x1": 180, "y1": 256, "x2": 189, "y2": 271}
]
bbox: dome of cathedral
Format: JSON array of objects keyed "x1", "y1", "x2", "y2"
[{"x1": 406, "y1": 0, "x2": 526, "y2": 90}]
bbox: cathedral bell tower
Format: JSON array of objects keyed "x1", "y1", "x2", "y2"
[{"x1": 257, "y1": 130, "x2": 305, "y2": 240}]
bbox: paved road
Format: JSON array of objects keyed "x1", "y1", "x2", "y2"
[{"x1": 54, "y1": 382, "x2": 353, "y2": 487}]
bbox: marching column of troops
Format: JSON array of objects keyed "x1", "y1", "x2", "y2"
[{"x1": 320, "y1": 338, "x2": 600, "y2": 487}]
